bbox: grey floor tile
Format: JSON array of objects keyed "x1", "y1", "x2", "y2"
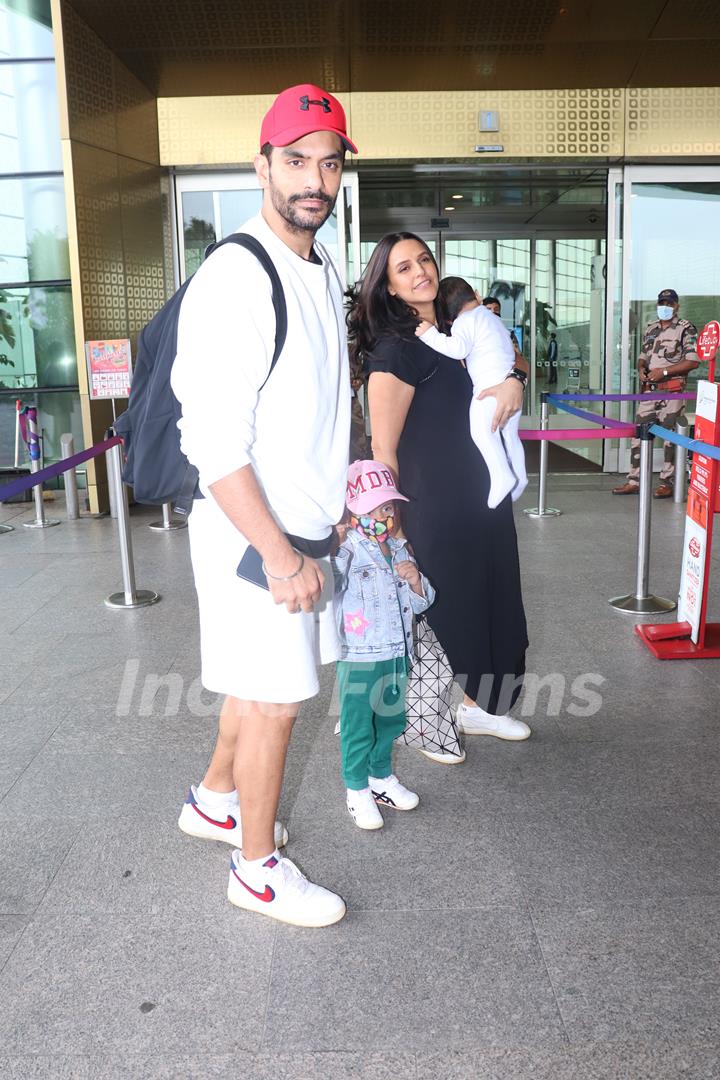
[
  {"x1": 0, "y1": 1051, "x2": 419, "y2": 1080},
  {"x1": 507, "y1": 804, "x2": 720, "y2": 906},
  {"x1": 286, "y1": 806, "x2": 526, "y2": 912},
  {"x1": 533, "y1": 898, "x2": 720, "y2": 1043},
  {"x1": 0, "y1": 819, "x2": 79, "y2": 914},
  {"x1": 0, "y1": 1059, "x2": 93, "y2": 1080},
  {"x1": 0, "y1": 702, "x2": 66, "y2": 796},
  {"x1": 263, "y1": 909, "x2": 566, "y2": 1053},
  {"x1": 417, "y1": 1040, "x2": 720, "y2": 1079},
  {"x1": 45, "y1": 699, "x2": 218, "y2": 755},
  {"x1": 505, "y1": 735, "x2": 720, "y2": 810},
  {"x1": 0, "y1": 750, "x2": 210, "y2": 821},
  {"x1": 4, "y1": 660, "x2": 130, "y2": 711},
  {"x1": 37, "y1": 820, "x2": 231, "y2": 915},
  {"x1": 0, "y1": 915, "x2": 29, "y2": 970},
  {"x1": 554, "y1": 688, "x2": 717, "y2": 744},
  {"x1": 0, "y1": 911, "x2": 275, "y2": 1055}
]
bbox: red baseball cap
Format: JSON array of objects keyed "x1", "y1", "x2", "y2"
[{"x1": 260, "y1": 83, "x2": 358, "y2": 154}]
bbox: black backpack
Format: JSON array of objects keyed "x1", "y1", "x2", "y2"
[{"x1": 114, "y1": 233, "x2": 287, "y2": 515}]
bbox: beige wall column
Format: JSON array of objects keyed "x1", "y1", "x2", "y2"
[{"x1": 51, "y1": 0, "x2": 171, "y2": 513}]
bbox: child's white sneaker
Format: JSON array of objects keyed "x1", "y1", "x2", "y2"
[
  {"x1": 178, "y1": 785, "x2": 288, "y2": 848},
  {"x1": 369, "y1": 773, "x2": 419, "y2": 810},
  {"x1": 228, "y1": 850, "x2": 346, "y2": 927},
  {"x1": 346, "y1": 787, "x2": 384, "y2": 830}
]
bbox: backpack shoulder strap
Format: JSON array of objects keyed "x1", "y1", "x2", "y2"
[{"x1": 207, "y1": 232, "x2": 288, "y2": 389}]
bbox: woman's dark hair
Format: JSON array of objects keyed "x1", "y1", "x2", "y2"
[
  {"x1": 437, "y1": 277, "x2": 476, "y2": 325},
  {"x1": 346, "y1": 232, "x2": 439, "y2": 359}
]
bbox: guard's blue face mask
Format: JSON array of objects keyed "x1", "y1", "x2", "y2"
[{"x1": 657, "y1": 305, "x2": 674, "y2": 321}]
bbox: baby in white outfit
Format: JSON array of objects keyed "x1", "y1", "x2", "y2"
[{"x1": 417, "y1": 278, "x2": 528, "y2": 509}]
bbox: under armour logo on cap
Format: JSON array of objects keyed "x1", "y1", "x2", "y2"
[
  {"x1": 299, "y1": 95, "x2": 331, "y2": 113},
  {"x1": 260, "y1": 83, "x2": 358, "y2": 154}
]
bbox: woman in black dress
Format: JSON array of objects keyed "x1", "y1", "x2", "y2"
[{"x1": 347, "y1": 233, "x2": 530, "y2": 756}]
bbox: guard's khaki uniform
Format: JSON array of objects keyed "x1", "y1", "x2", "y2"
[{"x1": 627, "y1": 315, "x2": 698, "y2": 484}]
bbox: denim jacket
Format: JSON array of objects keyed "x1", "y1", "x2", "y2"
[{"x1": 332, "y1": 528, "x2": 435, "y2": 663}]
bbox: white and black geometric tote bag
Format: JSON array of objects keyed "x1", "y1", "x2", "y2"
[{"x1": 401, "y1": 617, "x2": 463, "y2": 756}]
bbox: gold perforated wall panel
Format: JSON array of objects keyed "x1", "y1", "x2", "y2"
[
  {"x1": 626, "y1": 87, "x2": 720, "y2": 157},
  {"x1": 158, "y1": 95, "x2": 274, "y2": 166},
  {"x1": 158, "y1": 86, "x2": 720, "y2": 165},
  {"x1": 53, "y1": 0, "x2": 167, "y2": 511},
  {"x1": 350, "y1": 89, "x2": 625, "y2": 160}
]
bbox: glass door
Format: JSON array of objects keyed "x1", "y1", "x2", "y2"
[
  {"x1": 611, "y1": 166, "x2": 720, "y2": 473},
  {"x1": 443, "y1": 232, "x2": 606, "y2": 467},
  {"x1": 174, "y1": 170, "x2": 360, "y2": 286}
]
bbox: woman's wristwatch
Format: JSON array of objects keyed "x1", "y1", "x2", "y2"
[{"x1": 505, "y1": 367, "x2": 528, "y2": 388}]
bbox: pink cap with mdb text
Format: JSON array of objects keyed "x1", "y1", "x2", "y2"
[{"x1": 346, "y1": 460, "x2": 409, "y2": 515}]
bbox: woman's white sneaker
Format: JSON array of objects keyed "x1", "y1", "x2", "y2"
[
  {"x1": 457, "y1": 704, "x2": 531, "y2": 741},
  {"x1": 228, "y1": 850, "x2": 346, "y2": 928},
  {"x1": 418, "y1": 746, "x2": 466, "y2": 765},
  {"x1": 346, "y1": 787, "x2": 384, "y2": 830},
  {"x1": 369, "y1": 774, "x2": 419, "y2": 810},
  {"x1": 178, "y1": 785, "x2": 288, "y2": 848}
]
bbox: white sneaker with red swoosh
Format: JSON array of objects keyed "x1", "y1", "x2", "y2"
[
  {"x1": 178, "y1": 785, "x2": 288, "y2": 848},
  {"x1": 228, "y1": 850, "x2": 347, "y2": 927}
]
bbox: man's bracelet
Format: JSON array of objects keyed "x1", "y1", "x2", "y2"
[
  {"x1": 505, "y1": 368, "x2": 527, "y2": 387},
  {"x1": 262, "y1": 552, "x2": 304, "y2": 581}
]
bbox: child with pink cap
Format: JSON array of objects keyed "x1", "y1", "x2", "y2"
[{"x1": 332, "y1": 460, "x2": 435, "y2": 829}]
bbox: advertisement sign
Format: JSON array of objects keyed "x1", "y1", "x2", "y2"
[
  {"x1": 678, "y1": 380, "x2": 720, "y2": 643},
  {"x1": 85, "y1": 339, "x2": 132, "y2": 400},
  {"x1": 678, "y1": 488, "x2": 708, "y2": 643},
  {"x1": 697, "y1": 320, "x2": 719, "y2": 359},
  {"x1": 691, "y1": 380, "x2": 720, "y2": 510}
]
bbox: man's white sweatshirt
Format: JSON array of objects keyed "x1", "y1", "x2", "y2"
[{"x1": 171, "y1": 212, "x2": 351, "y2": 541}]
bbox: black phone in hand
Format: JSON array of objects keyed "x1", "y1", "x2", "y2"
[{"x1": 236, "y1": 545, "x2": 270, "y2": 590}]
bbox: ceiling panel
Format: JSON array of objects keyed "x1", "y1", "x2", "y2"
[
  {"x1": 630, "y1": 39, "x2": 720, "y2": 85},
  {"x1": 64, "y1": 0, "x2": 720, "y2": 96},
  {"x1": 651, "y1": 0, "x2": 720, "y2": 38}
]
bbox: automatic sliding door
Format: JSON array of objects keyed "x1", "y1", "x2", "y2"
[
  {"x1": 535, "y1": 238, "x2": 605, "y2": 467},
  {"x1": 174, "y1": 172, "x2": 359, "y2": 286},
  {"x1": 613, "y1": 167, "x2": 720, "y2": 474},
  {"x1": 444, "y1": 236, "x2": 531, "y2": 410},
  {"x1": 443, "y1": 233, "x2": 606, "y2": 467}
]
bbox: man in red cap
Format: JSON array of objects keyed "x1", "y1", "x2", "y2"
[{"x1": 172, "y1": 85, "x2": 357, "y2": 927}]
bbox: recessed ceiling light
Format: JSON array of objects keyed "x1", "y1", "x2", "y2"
[
  {"x1": 444, "y1": 206, "x2": 455, "y2": 211},
  {"x1": 451, "y1": 194, "x2": 464, "y2": 199}
]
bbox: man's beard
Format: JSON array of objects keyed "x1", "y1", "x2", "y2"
[{"x1": 270, "y1": 184, "x2": 336, "y2": 234}]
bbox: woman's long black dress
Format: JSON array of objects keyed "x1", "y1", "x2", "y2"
[{"x1": 367, "y1": 335, "x2": 528, "y2": 713}]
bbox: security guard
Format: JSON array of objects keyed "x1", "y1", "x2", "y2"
[{"x1": 613, "y1": 288, "x2": 699, "y2": 499}]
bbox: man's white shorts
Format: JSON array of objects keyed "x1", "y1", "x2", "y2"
[{"x1": 187, "y1": 497, "x2": 339, "y2": 704}]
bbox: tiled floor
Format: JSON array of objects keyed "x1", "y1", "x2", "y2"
[{"x1": 1, "y1": 475, "x2": 718, "y2": 1080}]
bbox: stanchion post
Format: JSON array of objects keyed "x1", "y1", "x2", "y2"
[
  {"x1": 524, "y1": 392, "x2": 562, "y2": 518},
  {"x1": 609, "y1": 422, "x2": 676, "y2": 614},
  {"x1": 673, "y1": 416, "x2": 689, "y2": 505},
  {"x1": 22, "y1": 407, "x2": 60, "y2": 530},
  {"x1": 148, "y1": 500, "x2": 187, "y2": 532},
  {"x1": 60, "y1": 434, "x2": 80, "y2": 520},
  {"x1": 105, "y1": 441, "x2": 160, "y2": 609}
]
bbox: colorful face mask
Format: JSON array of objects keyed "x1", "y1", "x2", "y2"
[{"x1": 351, "y1": 513, "x2": 394, "y2": 542}]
